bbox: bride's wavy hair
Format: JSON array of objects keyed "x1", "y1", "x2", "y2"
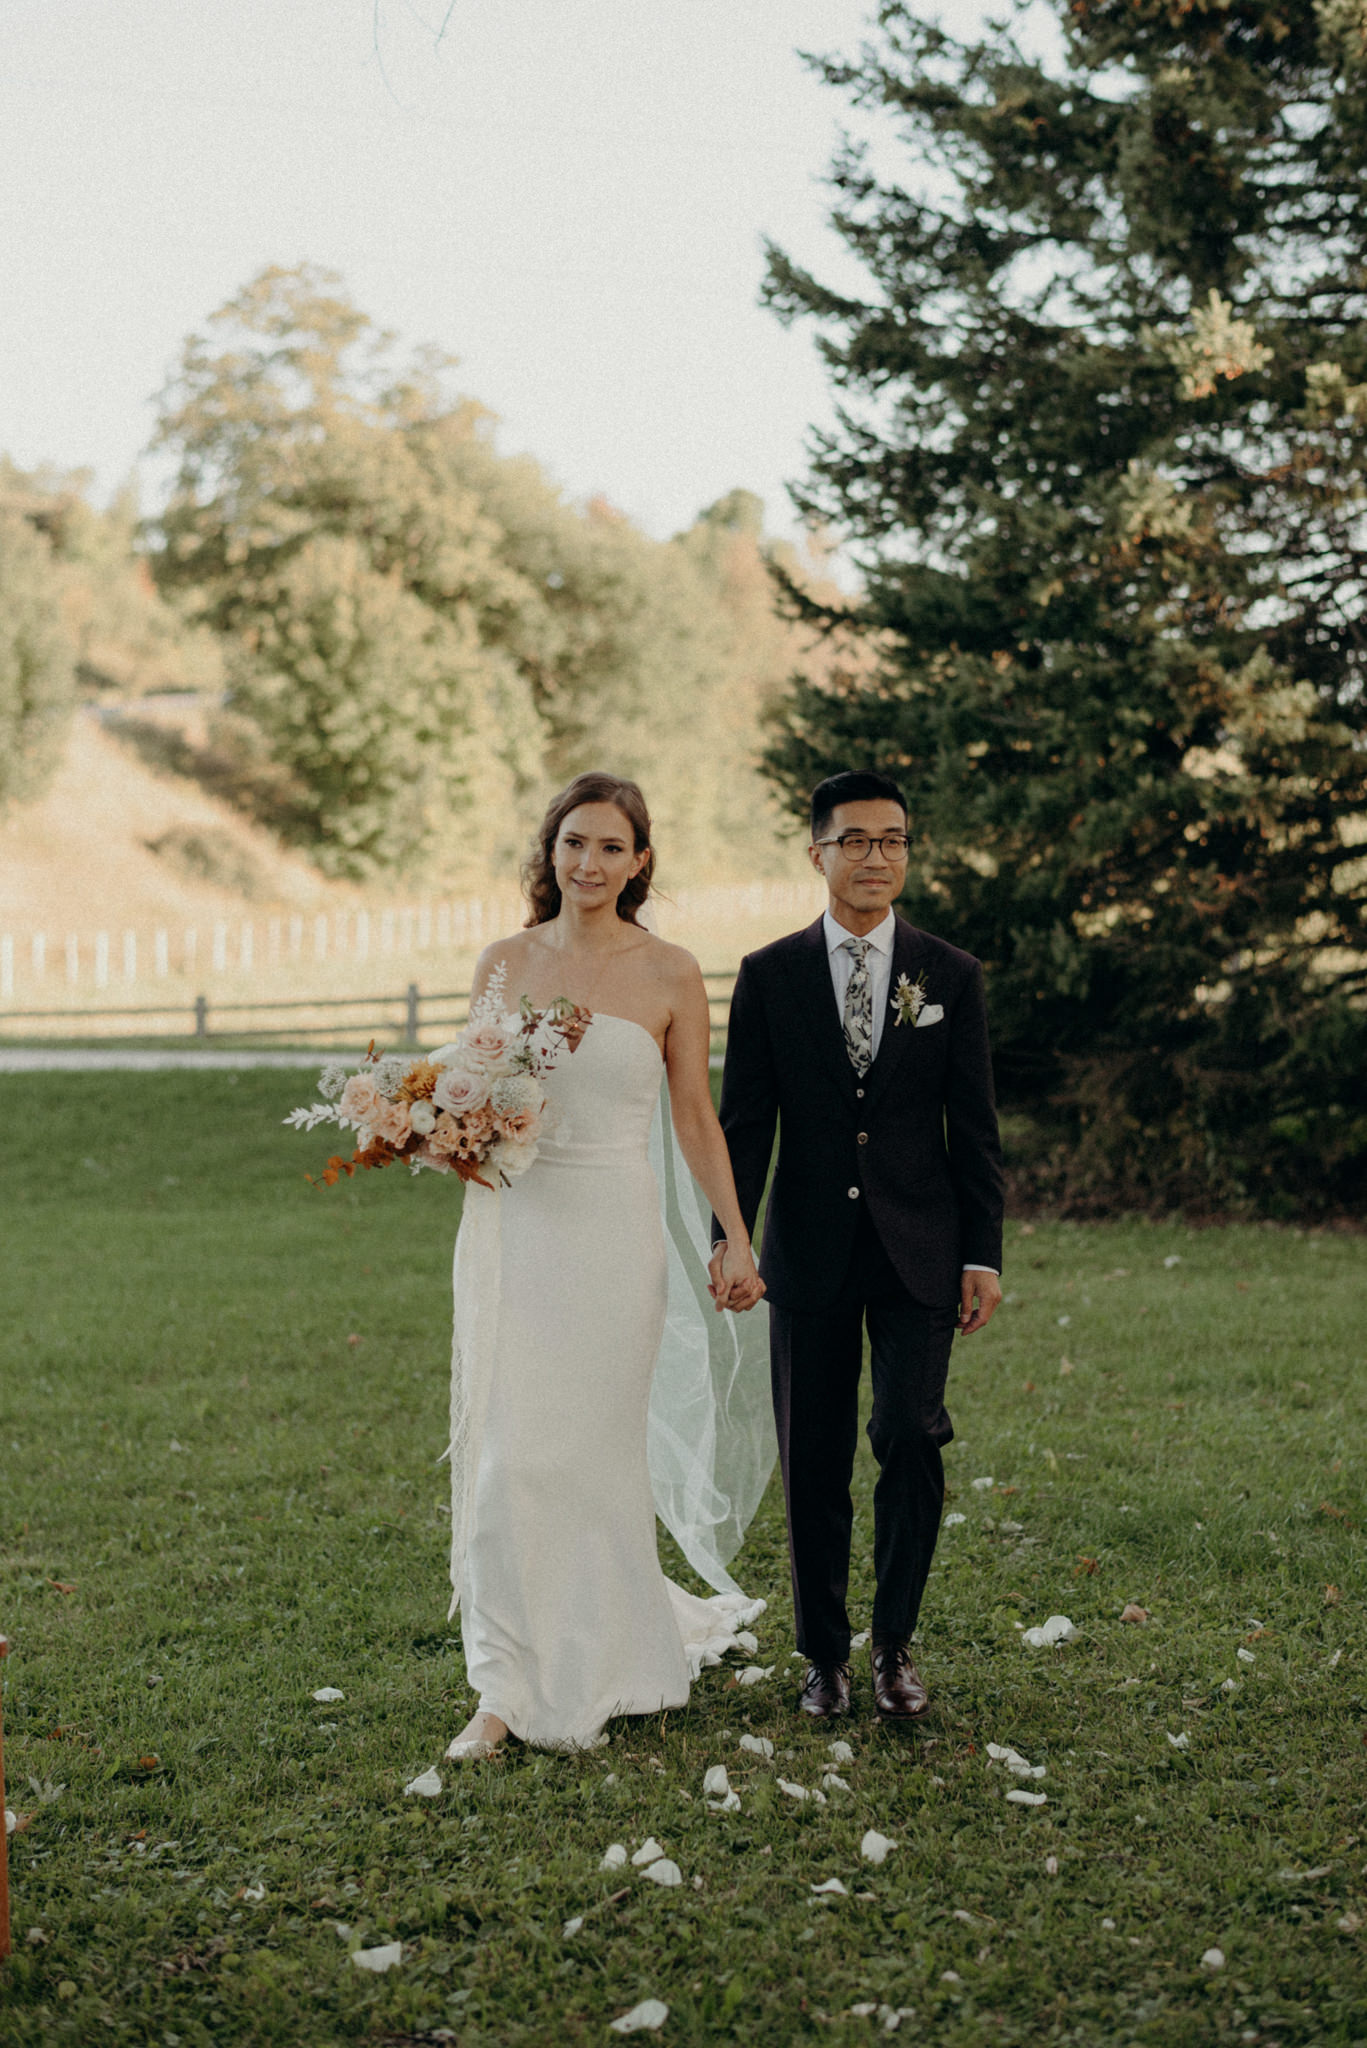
[{"x1": 522, "y1": 772, "x2": 656, "y2": 927}]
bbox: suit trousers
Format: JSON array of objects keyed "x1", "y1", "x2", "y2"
[{"x1": 768, "y1": 1209, "x2": 957, "y2": 1666}]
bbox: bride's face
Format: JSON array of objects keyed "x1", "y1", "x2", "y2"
[{"x1": 553, "y1": 802, "x2": 648, "y2": 910}]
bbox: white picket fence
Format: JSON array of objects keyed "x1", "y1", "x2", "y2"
[{"x1": 0, "y1": 879, "x2": 822, "y2": 1004}]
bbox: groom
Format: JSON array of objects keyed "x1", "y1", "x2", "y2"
[{"x1": 711, "y1": 770, "x2": 1004, "y2": 1721}]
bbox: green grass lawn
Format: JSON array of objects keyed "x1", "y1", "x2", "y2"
[{"x1": 1, "y1": 1069, "x2": 1365, "y2": 2047}]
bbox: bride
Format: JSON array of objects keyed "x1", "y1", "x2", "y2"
[{"x1": 442, "y1": 771, "x2": 771, "y2": 1759}]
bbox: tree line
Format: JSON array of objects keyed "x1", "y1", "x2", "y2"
[{"x1": 1, "y1": 265, "x2": 845, "y2": 890}]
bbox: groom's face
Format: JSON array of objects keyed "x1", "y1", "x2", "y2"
[{"x1": 810, "y1": 799, "x2": 908, "y2": 923}]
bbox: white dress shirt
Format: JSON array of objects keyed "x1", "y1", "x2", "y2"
[{"x1": 823, "y1": 909, "x2": 997, "y2": 1279}]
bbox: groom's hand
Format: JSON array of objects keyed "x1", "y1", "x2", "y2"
[{"x1": 958, "y1": 1268, "x2": 1002, "y2": 1336}]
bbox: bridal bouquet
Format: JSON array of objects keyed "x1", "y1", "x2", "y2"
[{"x1": 285, "y1": 965, "x2": 591, "y2": 1190}]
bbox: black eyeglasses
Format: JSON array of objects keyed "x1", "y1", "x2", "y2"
[{"x1": 815, "y1": 833, "x2": 910, "y2": 861}]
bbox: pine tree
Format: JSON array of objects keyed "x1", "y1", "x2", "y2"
[{"x1": 762, "y1": 0, "x2": 1367, "y2": 1211}]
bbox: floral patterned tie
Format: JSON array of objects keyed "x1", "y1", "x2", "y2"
[{"x1": 842, "y1": 937, "x2": 874, "y2": 1076}]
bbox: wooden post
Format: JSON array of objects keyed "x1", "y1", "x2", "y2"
[
  {"x1": 194, "y1": 993, "x2": 208, "y2": 1039},
  {"x1": 1, "y1": 1633, "x2": 11, "y2": 1961},
  {"x1": 405, "y1": 982, "x2": 420, "y2": 1044}
]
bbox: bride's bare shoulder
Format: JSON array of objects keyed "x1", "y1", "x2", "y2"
[
  {"x1": 642, "y1": 934, "x2": 705, "y2": 992},
  {"x1": 472, "y1": 928, "x2": 535, "y2": 996}
]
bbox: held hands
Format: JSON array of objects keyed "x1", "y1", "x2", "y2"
[
  {"x1": 958, "y1": 1268, "x2": 1003, "y2": 1336},
  {"x1": 707, "y1": 1241, "x2": 766, "y2": 1314}
]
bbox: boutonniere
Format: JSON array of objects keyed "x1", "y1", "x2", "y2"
[{"x1": 891, "y1": 971, "x2": 944, "y2": 1029}]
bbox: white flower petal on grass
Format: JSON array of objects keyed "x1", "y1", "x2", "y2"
[
  {"x1": 4, "y1": 1810, "x2": 16, "y2": 1836},
  {"x1": 986, "y1": 1742, "x2": 1044, "y2": 1779},
  {"x1": 1221, "y1": 1678, "x2": 1238, "y2": 1693},
  {"x1": 860, "y1": 1830, "x2": 897, "y2": 1865},
  {"x1": 351, "y1": 1942, "x2": 403, "y2": 1973},
  {"x1": 641, "y1": 1858, "x2": 683, "y2": 1887},
  {"x1": 943, "y1": 1512, "x2": 967, "y2": 1527},
  {"x1": 609, "y1": 2000, "x2": 669, "y2": 2035},
  {"x1": 971, "y1": 1476, "x2": 995, "y2": 1491},
  {"x1": 1200, "y1": 1947, "x2": 1225, "y2": 1971},
  {"x1": 709, "y1": 1790, "x2": 741, "y2": 1812},
  {"x1": 600, "y1": 1843, "x2": 628, "y2": 1870},
  {"x1": 828, "y1": 1739, "x2": 855, "y2": 1764},
  {"x1": 1005, "y1": 1789, "x2": 1048, "y2": 1807},
  {"x1": 811, "y1": 1877, "x2": 848, "y2": 1896},
  {"x1": 777, "y1": 1779, "x2": 810, "y2": 1801},
  {"x1": 734, "y1": 1631, "x2": 759, "y2": 1655},
  {"x1": 736, "y1": 1665, "x2": 775, "y2": 1687},
  {"x1": 1045, "y1": 1856, "x2": 1059, "y2": 1876},
  {"x1": 822, "y1": 1772, "x2": 852, "y2": 1793},
  {"x1": 241, "y1": 1882, "x2": 266, "y2": 1903},
  {"x1": 562, "y1": 1916, "x2": 583, "y2": 1938},
  {"x1": 850, "y1": 2003, "x2": 878, "y2": 2018},
  {"x1": 850, "y1": 1630, "x2": 871, "y2": 1649},
  {"x1": 1166, "y1": 1732, "x2": 1189, "y2": 1751},
  {"x1": 403, "y1": 1767, "x2": 443, "y2": 1798},
  {"x1": 1237, "y1": 1647, "x2": 1256, "y2": 1664},
  {"x1": 1163, "y1": 1254, "x2": 1182, "y2": 1268},
  {"x1": 702, "y1": 1766, "x2": 732, "y2": 1798},
  {"x1": 631, "y1": 1838, "x2": 666, "y2": 1867},
  {"x1": 311, "y1": 1687, "x2": 345, "y2": 1703},
  {"x1": 739, "y1": 1734, "x2": 774, "y2": 1759},
  {"x1": 1021, "y1": 1614, "x2": 1077, "y2": 1648}
]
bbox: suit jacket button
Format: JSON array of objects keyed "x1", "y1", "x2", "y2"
[
  {"x1": 855, "y1": 1087, "x2": 865, "y2": 1098},
  {"x1": 847, "y1": 1186, "x2": 860, "y2": 1199},
  {"x1": 857, "y1": 1131, "x2": 868, "y2": 1144}
]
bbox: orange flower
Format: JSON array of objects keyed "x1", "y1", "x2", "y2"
[{"x1": 397, "y1": 1059, "x2": 442, "y2": 1104}]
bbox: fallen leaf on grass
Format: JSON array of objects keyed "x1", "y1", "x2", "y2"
[
  {"x1": 1005, "y1": 1789, "x2": 1048, "y2": 1807},
  {"x1": 609, "y1": 2001, "x2": 669, "y2": 2035},
  {"x1": 860, "y1": 1830, "x2": 897, "y2": 1865},
  {"x1": 351, "y1": 1943, "x2": 403, "y2": 1973},
  {"x1": 403, "y1": 1767, "x2": 442, "y2": 1798},
  {"x1": 1119, "y1": 1604, "x2": 1149, "y2": 1624},
  {"x1": 46, "y1": 1580, "x2": 77, "y2": 1595},
  {"x1": 811, "y1": 1877, "x2": 848, "y2": 1896},
  {"x1": 1021, "y1": 1615, "x2": 1077, "y2": 1648},
  {"x1": 739, "y1": 1734, "x2": 774, "y2": 1759},
  {"x1": 312, "y1": 1687, "x2": 345, "y2": 1703},
  {"x1": 1324, "y1": 1585, "x2": 1341, "y2": 1606},
  {"x1": 600, "y1": 1844, "x2": 628, "y2": 1870}
]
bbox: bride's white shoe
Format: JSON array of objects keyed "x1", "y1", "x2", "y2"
[{"x1": 444, "y1": 1709, "x2": 508, "y2": 1762}]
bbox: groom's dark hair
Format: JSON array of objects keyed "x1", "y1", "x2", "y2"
[{"x1": 810, "y1": 770, "x2": 908, "y2": 843}]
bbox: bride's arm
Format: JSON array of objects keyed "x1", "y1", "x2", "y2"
[{"x1": 663, "y1": 959, "x2": 765, "y2": 1312}]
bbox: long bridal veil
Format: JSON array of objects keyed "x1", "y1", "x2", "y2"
[{"x1": 646, "y1": 1077, "x2": 776, "y2": 1596}]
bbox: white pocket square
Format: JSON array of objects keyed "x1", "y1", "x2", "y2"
[{"x1": 914, "y1": 1003, "x2": 945, "y2": 1028}]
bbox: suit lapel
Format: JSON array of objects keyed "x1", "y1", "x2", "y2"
[
  {"x1": 781, "y1": 917, "x2": 859, "y2": 1104},
  {"x1": 862, "y1": 917, "x2": 929, "y2": 1115}
]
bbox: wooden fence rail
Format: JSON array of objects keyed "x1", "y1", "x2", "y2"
[{"x1": 0, "y1": 975, "x2": 740, "y2": 1051}]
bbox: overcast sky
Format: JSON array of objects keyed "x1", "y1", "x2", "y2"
[{"x1": 0, "y1": 0, "x2": 985, "y2": 543}]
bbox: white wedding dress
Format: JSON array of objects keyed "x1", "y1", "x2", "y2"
[{"x1": 445, "y1": 1013, "x2": 774, "y2": 1751}]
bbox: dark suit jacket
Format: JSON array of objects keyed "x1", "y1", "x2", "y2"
[{"x1": 714, "y1": 914, "x2": 1005, "y2": 1313}]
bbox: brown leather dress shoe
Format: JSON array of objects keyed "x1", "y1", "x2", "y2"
[
  {"x1": 797, "y1": 1661, "x2": 852, "y2": 1719},
  {"x1": 871, "y1": 1639, "x2": 929, "y2": 1719}
]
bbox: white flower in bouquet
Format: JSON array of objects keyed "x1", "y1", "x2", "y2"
[
  {"x1": 317, "y1": 1061, "x2": 348, "y2": 1102},
  {"x1": 490, "y1": 1073, "x2": 542, "y2": 1118},
  {"x1": 497, "y1": 1137, "x2": 540, "y2": 1179},
  {"x1": 408, "y1": 1099, "x2": 437, "y2": 1136}
]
